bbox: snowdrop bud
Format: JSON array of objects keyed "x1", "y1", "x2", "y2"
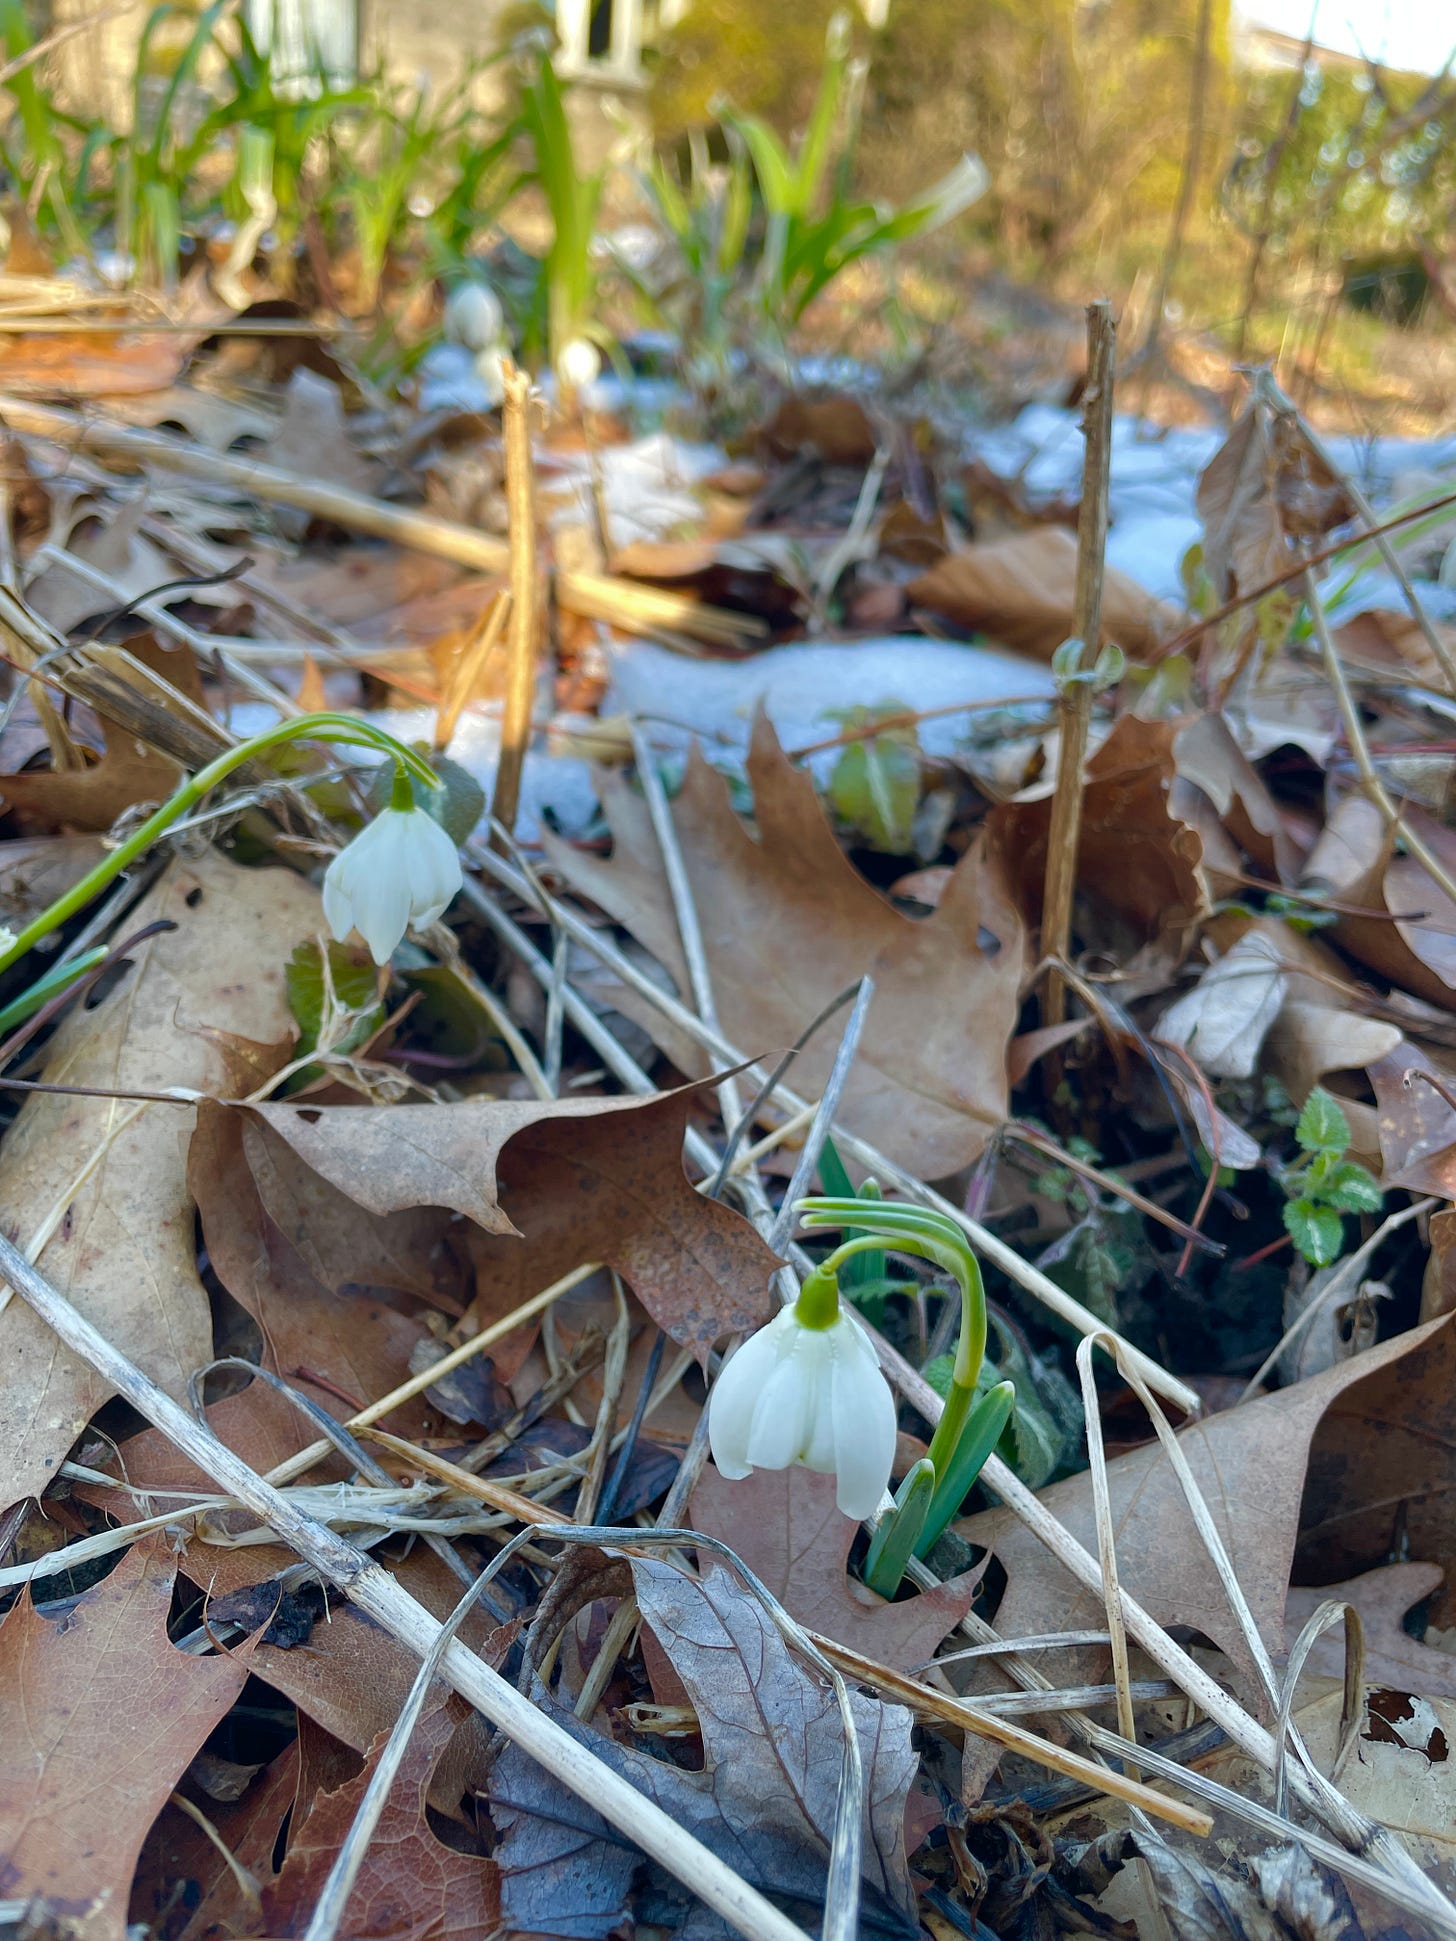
[
  {"x1": 707, "y1": 1273, "x2": 897, "y2": 1520},
  {"x1": 444, "y1": 281, "x2": 505, "y2": 352},
  {"x1": 557, "y1": 336, "x2": 601, "y2": 391},
  {"x1": 322, "y1": 797, "x2": 463, "y2": 966}
]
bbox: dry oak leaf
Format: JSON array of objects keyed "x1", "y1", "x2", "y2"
[
  {"x1": 242, "y1": 1080, "x2": 777, "y2": 1363},
  {"x1": 0, "y1": 850, "x2": 318, "y2": 1507},
  {"x1": 0, "y1": 1536, "x2": 253, "y2": 1941},
  {"x1": 188, "y1": 1099, "x2": 439, "y2": 1437},
  {"x1": 135, "y1": 1741, "x2": 300, "y2": 1941},
  {"x1": 1369, "y1": 1045, "x2": 1456, "y2": 1198},
  {"x1": 1295, "y1": 1314, "x2": 1456, "y2": 1629},
  {"x1": 1171, "y1": 710, "x2": 1302, "y2": 888},
  {"x1": 262, "y1": 1690, "x2": 499, "y2": 1941},
  {"x1": 907, "y1": 527, "x2": 1176, "y2": 661},
  {"x1": 544, "y1": 714, "x2": 1024, "y2": 1179},
  {"x1": 690, "y1": 1462, "x2": 982, "y2": 1672},
  {"x1": 963, "y1": 1317, "x2": 1453, "y2": 1703},
  {"x1": 987, "y1": 713, "x2": 1207, "y2": 963},
  {"x1": 490, "y1": 1552, "x2": 919, "y2": 1939},
  {"x1": 1284, "y1": 1562, "x2": 1456, "y2": 1702},
  {"x1": 1195, "y1": 393, "x2": 1351, "y2": 603}
]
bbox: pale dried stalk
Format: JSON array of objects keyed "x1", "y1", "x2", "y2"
[
  {"x1": 1303, "y1": 566, "x2": 1456, "y2": 908},
  {"x1": 466, "y1": 848, "x2": 1198, "y2": 1412},
  {"x1": 493, "y1": 365, "x2": 540, "y2": 841},
  {"x1": 435, "y1": 587, "x2": 510, "y2": 752},
  {"x1": 0, "y1": 1230, "x2": 812, "y2": 1941},
  {"x1": 1074, "y1": 1333, "x2": 1140, "y2": 1773},
  {"x1": 1042, "y1": 300, "x2": 1115, "y2": 1034},
  {"x1": 875, "y1": 1328, "x2": 1456, "y2": 1933},
  {"x1": 813, "y1": 1633, "x2": 1208, "y2": 1835}
]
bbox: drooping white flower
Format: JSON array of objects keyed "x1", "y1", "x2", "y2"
[
  {"x1": 707, "y1": 1297, "x2": 897, "y2": 1520},
  {"x1": 444, "y1": 281, "x2": 505, "y2": 353},
  {"x1": 557, "y1": 336, "x2": 601, "y2": 392},
  {"x1": 322, "y1": 805, "x2": 463, "y2": 966}
]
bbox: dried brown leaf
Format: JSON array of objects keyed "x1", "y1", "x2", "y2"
[
  {"x1": 907, "y1": 527, "x2": 1176, "y2": 660},
  {"x1": 0, "y1": 1536, "x2": 253, "y2": 1941},
  {"x1": 987, "y1": 714, "x2": 1207, "y2": 962},
  {"x1": 1285, "y1": 1562, "x2": 1456, "y2": 1700},
  {"x1": 262, "y1": 1690, "x2": 499, "y2": 1941},
  {"x1": 242, "y1": 1081, "x2": 777, "y2": 1363},
  {"x1": 1196, "y1": 397, "x2": 1351, "y2": 603},
  {"x1": 0, "y1": 851, "x2": 318, "y2": 1506},
  {"x1": 1370, "y1": 1045, "x2": 1456, "y2": 1196},
  {"x1": 963, "y1": 1318, "x2": 1452, "y2": 1700},
  {"x1": 690, "y1": 1463, "x2": 982, "y2": 1672},
  {"x1": 489, "y1": 1551, "x2": 919, "y2": 1937},
  {"x1": 545, "y1": 714, "x2": 1024, "y2": 1178}
]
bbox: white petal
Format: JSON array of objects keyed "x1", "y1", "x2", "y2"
[
  {"x1": 406, "y1": 811, "x2": 463, "y2": 925},
  {"x1": 745, "y1": 1352, "x2": 812, "y2": 1473},
  {"x1": 829, "y1": 1324, "x2": 897, "y2": 1520},
  {"x1": 707, "y1": 1322, "x2": 784, "y2": 1479},
  {"x1": 797, "y1": 1330, "x2": 838, "y2": 1473},
  {"x1": 321, "y1": 857, "x2": 353, "y2": 944}
]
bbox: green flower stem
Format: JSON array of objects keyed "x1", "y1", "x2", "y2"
[{"x1": 0, "y1": 712, "x2": 439, "y2": 979}]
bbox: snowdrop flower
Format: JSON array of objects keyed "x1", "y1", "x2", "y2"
[
  {"x1": 322, "y1": 783, "x2": 462, "y2": 966},
  {"x1": 708, "y1": 1273, "x2": 897, "y2": 1520},
  {"x1": 444, "y1": 281, "x2": 505, "y2": 353},
  {"x1": 557, "y1": 336, "x2": 601, "y2": 392}
]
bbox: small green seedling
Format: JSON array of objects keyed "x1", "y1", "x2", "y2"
[{"x1": 1279, "y1": 1087, "x2": 1382, "y2": 1268}]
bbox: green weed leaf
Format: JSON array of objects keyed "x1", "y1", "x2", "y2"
[
  {"x1": 1283, "y1": 1197, "x2": 1344, "y2": 1267},
  {"x1": 1295, "y1": 1086, "x2": 1351, "y2": 1158}
]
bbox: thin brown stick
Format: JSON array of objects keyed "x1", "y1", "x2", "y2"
[
  {"x1": 434, "y1": 588, "x2": 510, "y2": 753},
  {"x1": 492, "y1": 363, "x2": 540, "y2": 843},
  {"x1": 1041, "y1": 301, "x2": 1115, "y2": 1035}
]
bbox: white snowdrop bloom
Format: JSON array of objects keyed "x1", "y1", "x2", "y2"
[
  {"x1": 322, "y1": 805, "x2": 463, "y2": 966},
  {"x1": 557, "y1": 336, "x2": 601, "y2": 391},
  {"x1": 474, "y1": 343, "x2": 508, "y2": 409},
  {"x1": 444, "y1": 281, "x2": 505, "y2": 352},
  {"x1": 707, "y1": 1295, "x2": 897, "y2": 1520}
]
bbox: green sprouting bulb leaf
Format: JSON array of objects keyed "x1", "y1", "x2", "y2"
[
  {"x1": 916, "y1": 1381, "x2": 1015, "y2": 1558},
  {"x1": 863, "y1": 1457, "x2": 935, "y2": 1599},
  {"x1": 1318, "y1": 1160, "x2": 1384, "y2": 1214},
  {"x1": 1295, "y1": 1086, "x2": 1351, "y2": 1158},
  {"x1": 1283, "y1": 1197, "x2": 1344, "y2": 1268},
  {"x1": 825, "y1": 704, "x2": 920, "y2": 854},
  {"x1": 816, "y1": 1141, "x2": 886, "y2": 1302}
]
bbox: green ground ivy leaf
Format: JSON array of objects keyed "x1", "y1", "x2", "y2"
[
  {"x1": 824, "y1": 703, "x2": 921, "y2": 853},
  {"x1": 1283, "y1": 1197, "x2": 1345, "y2": 1268},
  {"x1": 1295, "y1": 1086, "x2": 1351, "y2": 1158},
  {"x1": 1319, "y1": 1159, "x2": 1383, "y2": 1214},
  {"x1": 368, "y1": 752, "x2": 484, "y2": 845}
]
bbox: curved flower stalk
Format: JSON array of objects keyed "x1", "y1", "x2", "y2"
[
  {"x1": 0, "y1": 713, "x2": 444, "y2": 984},
  {"x1": 706, "y1": 1262, "x2": 898, "y2": 1520},
  {"x1": 797, "y1": 1194, "x2": 1014, "y2": 1595}
]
